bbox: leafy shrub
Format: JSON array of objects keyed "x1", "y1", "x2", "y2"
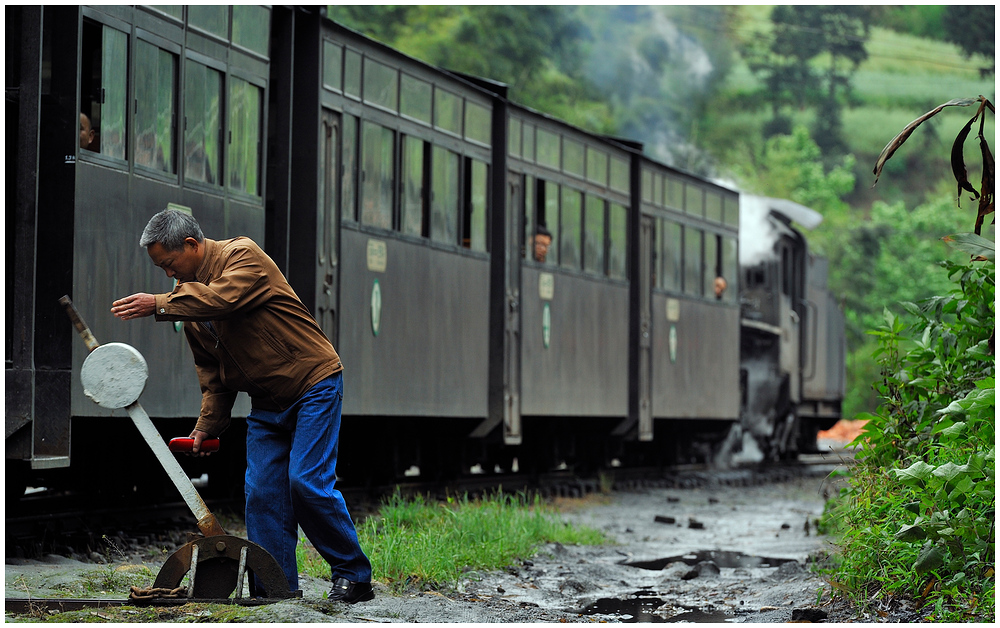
[{"x1": 827, "y1": 255, "x2": 994, "y2": 621}]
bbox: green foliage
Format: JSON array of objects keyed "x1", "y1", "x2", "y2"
[
  {"x1": 826, "y1": 257, "x2": 995, "y2": 621},
  {"x1": 872, "y1": 6, "x2": 948, "y2": 41},
  {"x1": 297, "y1": 490, "x2": 607, "y2": 592},
  {"x1": 942, "y1": 5, "x2": 995, "y2": 61}
]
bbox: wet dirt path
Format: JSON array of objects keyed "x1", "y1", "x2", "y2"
[{"x1": 457, "y1": 463, "x2": 852, "y2": 623}]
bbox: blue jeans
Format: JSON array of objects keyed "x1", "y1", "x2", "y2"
[{"x1": 245, "y1": 373, "x2": 372, "y2": 591}]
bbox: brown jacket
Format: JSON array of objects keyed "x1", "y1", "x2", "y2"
[{"x1": 154, "y1": 237, "x2": 343, "y2": 435}]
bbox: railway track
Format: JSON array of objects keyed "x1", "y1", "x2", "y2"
[{"x1": 7, "y1": 450, "x2": 853, "y2": 559}]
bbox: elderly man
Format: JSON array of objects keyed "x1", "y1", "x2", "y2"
[{"x1": 111, "y1": 208, "x2": 373, "y2": 603}]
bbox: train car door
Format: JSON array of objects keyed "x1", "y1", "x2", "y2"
[
  {"x1": 638, "y1": 215, "x2": 653, "y2": 440},
  {"x1": 317, "y1": 110, "x2": 341, "y2": 345},
  {"x1": 504, "y1": 174, "x2": 523, "y2": 445}
]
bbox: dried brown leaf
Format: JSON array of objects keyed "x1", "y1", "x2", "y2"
[{"x1": 872, "y1": 98, "x2": 977, "y2": 186}]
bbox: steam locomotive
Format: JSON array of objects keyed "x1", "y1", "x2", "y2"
[{"x1": 6, "y1": 6, "x2": 844, "y2": 502}]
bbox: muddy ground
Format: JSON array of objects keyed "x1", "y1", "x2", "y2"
[{"x1": 6, "y1": 456, "x2": 916, "y2": 623}]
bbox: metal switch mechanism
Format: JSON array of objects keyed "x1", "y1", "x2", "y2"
[{"x1": 60, "y1": 296, "x2": 298, "y2": 602}]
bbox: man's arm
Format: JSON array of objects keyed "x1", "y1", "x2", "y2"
[
  {"x1": 185, "y1": 323, "x2": 239, "y2": 438},
  {"x1": 155, "y1": 245, "x2": 271, "y2": 321}
]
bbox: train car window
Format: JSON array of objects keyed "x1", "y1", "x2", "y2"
[
  {"x1": 323, "y1": 41, "x2": 343, "y2": 92},
  {"x1": 150, "y1": 6, "x2": 184, "y2": 21},
  {"x1": 608, "y1": 202, "x2": 628, "y2": 280},
  {"x1": 341, "y1": 115, "x2": 358, "y2": 222},
  {"x1": 188, "y1": 5, "x2": 228, "y2": 40},
  {"x1": 563, "y1": 138, "x2": 584, "y2": 178},
  {"x1": 363, "y1": 58, "x2": 398, "y2": 112},
  {"x1": 434, "y1": 89, "x2": 462, "y2": 136},
  {"x1": 344, "y1": 49, "x2": 361, "y2": 99},
  {"x1": 183, "y1": 59, "x2": 222, "y2": 185},
  {"x1": 662, "y1": 220, "x2": 682, "y2": 291},
  {"x1": 81, "y1": 19, "x2": 128, "y2": 160},
  {"x1": 724, "y1": 194, "x2": 739, "y2": 228},
  {"x1": 703, "y1": 233, "x2": 719, "y2": 298},
  {"x1": 431, "y1": 145, "x2": 460, "y2": 244},
  {"x1": 586, "y1": 147, "x2": 607, "y2": 186},
  {"x1": 684, "y1": 183, "x2": 704, "y2": 217},
  {"x1": 654, "y1": 173, "x2": 664, "y2": 206},
  {"x1": 584, "y1": 195, "x2": 605, "y2": 274},
  {"x1": 536, "y1": 129, "x2": 560, "y2": 170},
  {"x1": 559, "y1": 187, "x2": 582, "y2": 270},
  {"x1": 465, "y1": 102, "x2": 491, "y2": 146},
  {"x1": 360, "y1": 121, "x2": 395, "y2": 230},
  {"x1": 536, "y1": 180, "x2": 560, "y2": 265},
  {"x1": 401, "y1": 136, "x2": 427, "y2": 237},
  {"x1": 705, "y1": 190, "x2": 723, "y2": 223},
  {"x1": 228, "y1": 77, "x2": 262, "y2": 195},
  {"x1": 683, "y1": 226, "x2": 703, "y2": 296},
  {"x1": 509, "y1": 117, "x2": 522, "y2": 158},
  {"x1": 665, "y1": 176, "x2": 682, "y2": 211},
  {"x1": 464, "y1": 159, "x2": 488, "y2": 251},
  {"x1": 722, "y1": 235, "x2": 738, "y2": 303},
  {"x1": 523, "y1": 174, "x2": 536, "y2": 260},
  {"x1": 609, "y1": 157, "x2": 629, "y2": 194},
  {"x1": 134, "y1": 39, "x2": 176, "y2": 173},
  {"x1": 400, "y1": 74, "x2": 431, "y2": 125},
  {"x1": 641, "y1": 170, "x2": 653, "y2": 203},
  {"x1": 523, "y1": 124, "x2": 535, "y2": 163},
  {"x1": 232, "y1": 5, "x2": 270, "y2": 57}
]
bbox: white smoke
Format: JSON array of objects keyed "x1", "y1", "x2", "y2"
[{"x1": 739, "y1": 194, "x2": 780, "y2": 266}]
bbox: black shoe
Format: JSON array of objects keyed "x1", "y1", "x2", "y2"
[{"x1": 328, "y1": 577, "x2": 374, "y2": 604}]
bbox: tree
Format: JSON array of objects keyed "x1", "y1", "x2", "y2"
[
  {"x1": 742, "y1": 6, "x2": 871, "y2": 154},
  {"x1": 943, "y1": 5, "x2": 995, "y2": 69}
]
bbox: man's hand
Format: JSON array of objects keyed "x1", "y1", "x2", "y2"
[
  {"x1": 111, "y1": 293, "x2": 156, "y2": 320},
  {"x1": 189, "y1": 429, "x2": 214, "y2": 457}
]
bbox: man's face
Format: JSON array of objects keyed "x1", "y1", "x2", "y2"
[
  {"x1": 147, "y1": 239, "x2": 201, "y2": 282},
  {"x1": 533, "y1": 234, "x2": 551, "y2": 262},
  {"x1": 79, "y1": 113, "x2": 94, "y2": 150}
]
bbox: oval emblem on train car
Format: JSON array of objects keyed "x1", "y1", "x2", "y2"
[
  {"x1": 542, "y1": 303, "x2": 551, "y2": 349},
  {"x1": 669, "y1": 324, "x2": 678, "y2": 363},
  {"x1": 367, "y1": 239, "x2": 387, "y2": 272},
  {"x1": 371, "y1": 279, "x2": 382, "y2": 336},
  {"x1": 538, "y1": 273, "x2": 554, "y2": 301}
]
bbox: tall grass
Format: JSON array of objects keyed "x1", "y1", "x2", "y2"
[{"x1": 296, "y1": 490, "x2": 608, "y2": 591}]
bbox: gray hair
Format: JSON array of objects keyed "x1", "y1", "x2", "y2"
[{"x1": 139, "y1": 209, "x2": 204, "y2": 250}]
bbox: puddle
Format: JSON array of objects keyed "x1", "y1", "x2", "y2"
[
  {"x1": 578, "y1": 593, "x2": 669, "y2": 623},
  {"x1": 577, "y1": 592, "x2": 738, "y2": 623},
  {"x1": 623, "y1": 549, "x2": 797, "y2": 571}
]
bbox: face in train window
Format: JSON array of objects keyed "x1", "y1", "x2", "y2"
[{"x1": 80, "y1": 18, "x2": 128, "y2": 159}]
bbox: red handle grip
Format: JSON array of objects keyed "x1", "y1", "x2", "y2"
[{"x1": 168, "y1": 437, "x2": 220, "y2": 453}]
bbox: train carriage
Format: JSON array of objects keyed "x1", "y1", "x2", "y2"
[
  {"x1": 502, "y1": 107, "x2": 636, "y2": 472},
  {"x1": 639, "y1": 160, "x2": 742, "y2": 462}
]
